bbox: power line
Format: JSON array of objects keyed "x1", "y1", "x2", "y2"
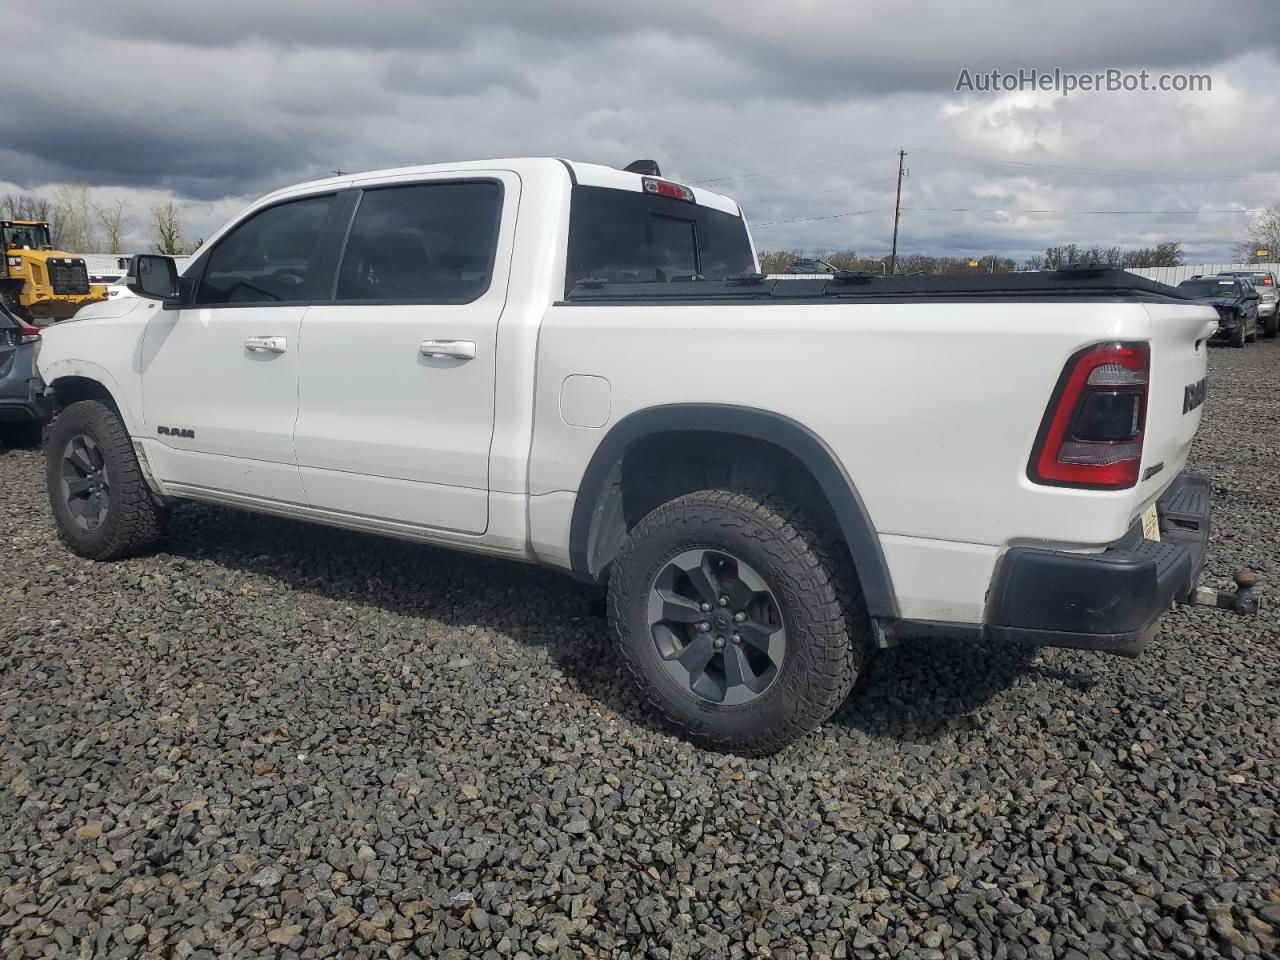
[
  {"x1": 751, "y1": 207, "x2": 1264, "y2": 228},
  {"x1": 688, "y1": 150, "x2": 896, "y2": 185},
  {"x1": 904, "y1": 207, "x2": 1266, "y2": 215},
  {"x1": 747, "y1": 177, "x2": 897, "y2": 204},
  {"x1": 752, "y1": 208, "x2": 890, "y2": 228},
  {"x1": 912, "y1": 148, "x2": 1280, "y2": 183}
]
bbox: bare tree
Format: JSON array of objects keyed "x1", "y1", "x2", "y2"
[
  {"x1": 0, "y1": 193, "x2": 51, "y2": 222},
  {"x1": 1232, "y1": 205, "x2": 1280, "y2": 262},
  {"x1": 151, "y1": 201, "x2": 187, "y2": 255},
  {"x1": 92, "y1": 197, "x2": 131, "y2": 254},
  {"x1": 50, "y1": 182, "x2": 100, "y2": 252}
]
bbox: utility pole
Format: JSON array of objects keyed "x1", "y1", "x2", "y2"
[{"x1": 888, "y1": 149, "x2": 906, "y2": 275}]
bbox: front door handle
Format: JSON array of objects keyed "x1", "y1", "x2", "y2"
[
  {"x1": 245, "y1": 336, "x2": 287, "y2": 354},
  {"x1": 420, "y1": 340, "x2": 476, "y2": 360}
]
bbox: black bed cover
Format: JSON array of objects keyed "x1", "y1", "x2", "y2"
[{"x1": 562, "y1": 268, "x2": 1191, "y2": 305}]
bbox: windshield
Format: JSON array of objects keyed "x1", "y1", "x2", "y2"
[
  {"x1": 2, "y1": 223, "x2": 52, "y2": 250},
  {"x1": 565, "y1": 185, "x2": 754, "y2": 295},
  {"x1": 1179, "y1": 279, "x2": 1237, "y2": 297}
]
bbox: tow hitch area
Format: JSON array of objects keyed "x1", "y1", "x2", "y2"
[{"x1": 1190, "y1": 569, "x2": 1259, "y2": 616}]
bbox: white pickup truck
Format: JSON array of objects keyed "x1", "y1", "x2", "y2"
[{"x1": 36, "y1": 157, "x2": 1243, "y2": 753}]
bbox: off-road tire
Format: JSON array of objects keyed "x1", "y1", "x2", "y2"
[
  {"x1": 608, "y1": 488, "x2": 870, "y2": 755},
  {"x1": 1263, "y1": 313, "x2": 1277, "y2": 339},
  {"x1": 46, "y1": 400, "x2": 166, "y2": 560}
]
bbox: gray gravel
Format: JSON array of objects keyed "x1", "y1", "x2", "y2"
[{"x1": 2, "y1": 342, "x2": 1279, "y2": 960}]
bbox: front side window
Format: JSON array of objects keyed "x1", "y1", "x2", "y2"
[
  {"x1": 196, "y1": 194, "x2": 334, "y2": 304},
  {"x1": 3, "y1": 223, "x2": 52, "y2": 250},
  {"x1": 565, "y1": 185, "x2": 754, "y2": 294},
  {"x1": 336, "y1": 181, "x2": 502, "y2": 303}
]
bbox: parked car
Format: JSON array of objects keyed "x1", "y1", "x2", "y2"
[
  {"x1": 785, "y1": 258, "x2": 840, "y2": 274},
  {"x1": 36, "y1": 157, "x2": 1244, "y2": 753},
  {"x1": 0, "y1": 301, "x2": 50, "y2": 444},
  {"x1": 1217, "y1": 270, "x2": 1278, "y2": 338},
  {"x1": 1176, "y1": 276, "x2": 1259, "y2": 347},
  {"x1": 104, "y1": 275, "x2": 137, "y2": 301}
]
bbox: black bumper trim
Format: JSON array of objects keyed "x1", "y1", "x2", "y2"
[{"x1": 984, "y1": 469, "x2": 1211, "y2": 657}]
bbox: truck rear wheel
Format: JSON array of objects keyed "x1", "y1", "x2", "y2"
[
  {"x1": 608, "y1": 488, "x2": 869, "y2": 755},
  {"x1": 45, "y1": 400, "x2": 166, "y2": 560}
]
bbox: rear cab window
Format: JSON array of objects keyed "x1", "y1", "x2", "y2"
[
  {"x1": 565, "y1": 185, "x2": 754, "y2": 296},
  {"x1": 336, "y1": 180, "x2": 502, "y2": 304}
]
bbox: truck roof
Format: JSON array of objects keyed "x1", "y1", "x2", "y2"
[{"x1": 255, "y1": 158, "x2": 742, "y2": 217}]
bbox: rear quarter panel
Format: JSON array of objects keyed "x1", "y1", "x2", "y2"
[{"x1": 530, "y1": 299, "x2": 1202, "y2": 584}]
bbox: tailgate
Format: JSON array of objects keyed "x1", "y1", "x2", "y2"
[{"x1": 1137, "y1": 302, "x2": 1217, "y2": 506}]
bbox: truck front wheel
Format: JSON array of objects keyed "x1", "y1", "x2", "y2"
[
  {"x1": 45, "y1": 400, "x2": 167, "y2": 560},
  {"x1": 608, "y1": 488, "x2": 869, "y2": 755}
]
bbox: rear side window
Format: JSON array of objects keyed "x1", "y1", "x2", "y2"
[
  {"x1": 336, "y1": 181, "x2": 502, "y2": 303},
  {"x1": 197, "y1": 194, "x2": 334, "y2": 304},
  {"x1": 565, "y1": 185, "x2": 754, "y2": 294}
]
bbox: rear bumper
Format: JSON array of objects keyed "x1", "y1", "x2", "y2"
[
  {"x1": 985, "y1": 469, "x2": 1211, "y2": 657},
  {"x1": 0, "y1": 375, "x2": 52, "y2": 423}
]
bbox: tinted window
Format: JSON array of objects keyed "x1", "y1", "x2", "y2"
[
  {"x1": 565, "y1": 185, "x2": 754, "y2": 294},
  {"x1": 336, "y1": 181, "x2": 501, "y2": 302},
  {"x1": 197, "y1": 195, "x2": 334, "y2": 304},
  {"x1": 1178, "y1": 279, "x2": 1237, "y2": 297}
]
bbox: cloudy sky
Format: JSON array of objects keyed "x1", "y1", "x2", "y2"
[{"x1": 5, "y1": 0, "x2": 1280, "y2": 262}]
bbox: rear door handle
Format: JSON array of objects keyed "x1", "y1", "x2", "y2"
[
  {"x1": 420, "y1": 339, "x2": 476, "y2": 360},
  {"x1": 245, "y1": 336, "x2": 287, "y2": 354}
]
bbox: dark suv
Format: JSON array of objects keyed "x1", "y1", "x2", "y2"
[
  {"x1": 0, "y1": 302, "x2": 49, "y2": 444},
  {"x1": 785, "y1": 258, "x2": 840, "y2": 274},
  {"x1": 1176, "y1": 276, "x2": 1260, "y2": 347}
]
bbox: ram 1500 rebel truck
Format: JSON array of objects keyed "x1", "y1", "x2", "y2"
[{"x1": 36, "y1": 157, "x2": 1245, "y2": 754}]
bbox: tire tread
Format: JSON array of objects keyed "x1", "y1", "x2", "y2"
[
  {"x1": 46, "y1": 400, "x2": 165, "y2": 560},
  {"x1": 609, "y1": 488, "x2": 869, "y2": 756}
]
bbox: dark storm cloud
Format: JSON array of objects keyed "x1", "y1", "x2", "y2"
[{"x1": 4, "y1": 0, "x2": 1279, "y2": 257}]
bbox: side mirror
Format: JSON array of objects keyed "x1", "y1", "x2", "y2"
[{"x1": 128, "y1": 254, "x2": 180, "y2": 301}]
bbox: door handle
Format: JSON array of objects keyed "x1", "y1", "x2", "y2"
[
  {"x1": 420, "y1": 340, "x2": 476, "y2": 360},
  {"x1": 244, "y1": 336, "x2": 287, "y2": 354}
]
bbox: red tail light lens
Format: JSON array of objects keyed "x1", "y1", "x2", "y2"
[
  {"x1": 16, "y1": 318, "x2": 40, "y2": 345},
  {"x1": 642, "y1": 177, "x2": 696, "y2": 203},
  {"x1": 1028, "y1": 342, "x2": 1149, "y2": 490}
]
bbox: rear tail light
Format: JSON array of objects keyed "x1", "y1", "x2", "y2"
[
  {"x1": 1028, "y1": 342, "x2": 1149, "y2": 490},
  {"x1": 16, "y1": 318, "x2": 40, "y2": 344}
]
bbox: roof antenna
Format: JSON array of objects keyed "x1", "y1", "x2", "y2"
[{"x1": 623, "y1": 160, "x2": 662, "y2": 176}]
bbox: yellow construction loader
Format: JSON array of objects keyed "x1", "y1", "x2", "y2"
[{"x1": 0, "y1": 220, "x2": 106, "y2": 322}]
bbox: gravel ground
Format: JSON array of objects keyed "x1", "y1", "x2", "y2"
[{"x1": 1, "y1": 343, "x2": 1278, "y2": 960}]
